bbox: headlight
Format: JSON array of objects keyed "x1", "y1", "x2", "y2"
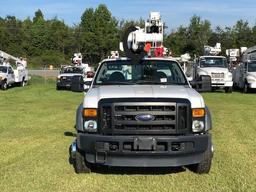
[
  {"x1": 247, "y1": 75, "x2": 256, "y2": 83},
  {"x1": 227, "y1": 73, "x2": 232, "y2": 79},
  {"x1": 83, "y1": 108, "x2": 97, "y2": 132},
  {"x1": 192, "y1": 120, "x2": 205, "y2": 132},
  {"x1": 84, "y1": 120, "x2": 97, "y2": 132}
]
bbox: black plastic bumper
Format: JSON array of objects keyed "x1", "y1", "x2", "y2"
[
  {"x1": 56, "y1": 81, "x2": 71, "y2": 88},
  {"x1": 77, "y1": 133, "x2": 211, "y2": 167}
]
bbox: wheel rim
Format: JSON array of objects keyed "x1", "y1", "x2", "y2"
[{"x1": 3, "y1": 83, "x2": 7, "y2": 89}]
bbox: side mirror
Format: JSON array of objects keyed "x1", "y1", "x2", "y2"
[
  {"x1": 189, "y1": 81, "x2": 196, "y2": 88},
  {"x1": 84, "y1": 81, "x2": 92, "y2": 86},
  {"x1": 84, "y1": 81, "x2": 92, "y2": 92},
  {"x1": 191, "y1": 75, "x2": 212, "y2": 92},
  {"x1": 187, "y1": 76, "x2": 193, "y2": 82}
]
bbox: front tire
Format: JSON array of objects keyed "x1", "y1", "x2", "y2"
[
  {"x1": 224, "y1": 87, "x2": 232, "y2": 93},
  {"x1": 188, "y1": 145, "x2": 213, "y2": 174},
  {"x1": 243, "y1": 83, "x2": 249, "y2": 93},
  {"x1": 20, "y1": 79, "x2": 25, "y2": 87},
  {"x1": 1, "y1": 81, "x2": 7, "y2": 90},
  {"x1": 74, "y1": 149, "x2": 91, "y2": 174}
]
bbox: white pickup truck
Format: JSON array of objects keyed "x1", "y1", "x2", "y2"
[
  {"x1": 70, "y1": 57, "x2": 213, "y2": 174},
  {"x1": 0, "y1": 64, "x2": 29, "y2": 90}
]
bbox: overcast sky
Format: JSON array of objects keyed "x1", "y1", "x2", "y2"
[{"x1": 1, "y1": 0, "x2": 256, "y2": 31}]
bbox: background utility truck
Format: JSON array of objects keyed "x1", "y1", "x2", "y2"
[
  {"x1": 69, "y1": 12, "x2": 213, "y2": 174},
  {"x1": 193, "y1": 43, "x2": 233, "y2": 93},
  {"x1": 0, "y1": 50, "x2": 29, "y2": 90},
  {"x1": 233, "y1": 46, "x2": 256, "y2": 93},
  {"x1": 56, "y1": 53, "x2": 94, "y2": 91}
]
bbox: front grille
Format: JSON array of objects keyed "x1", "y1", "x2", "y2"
[
  {"x1": 211, "y1": 73, "x2": 224, "y2": 78},
  {"x1": 98, "y1": 98, "x2": 191, "y2": 135}
]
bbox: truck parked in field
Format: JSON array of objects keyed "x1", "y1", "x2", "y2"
[
  {"x1": 195, "y1": 55, "x2": 233, "y2": 92},
  {"x1": 0, "y1": 50, "x2": 29, "y2": 90},
  {"x1": 56, "y1": 53, "x2": 94, "y2": 91},
  {"x1": 69, "y1": 12, "x2": 213, "y2": 174},
  {"x1": 193, "y1": 44, "x2": 233, "y2": 93},
  {"x1": 233, "y1": 46, "x2": 256, "y2": 93},
  {"x1": 56, "y1": 65, "x2": 84, "y2": 90}
]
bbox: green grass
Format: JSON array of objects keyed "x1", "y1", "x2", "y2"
[{"x1": 0, "y1": 76, "x2": 255, "y2": 192}]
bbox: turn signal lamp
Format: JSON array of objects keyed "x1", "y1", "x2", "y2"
[
  {"x1": 83, "y1": 108, "x2": 97, "y2": 117},
  {"x1": 192, "y1": 108, "x2": 205, "y2": 118}
]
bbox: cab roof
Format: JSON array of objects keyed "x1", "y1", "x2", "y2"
[
  {"x1": 199, "y1": 55, "x2": 226, "y2": 59},
  {"x1": 101, "y1": 57, "x2": 179, "y2": 63}
]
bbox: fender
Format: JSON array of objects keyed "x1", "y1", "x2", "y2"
[
  {"x1": 205, "y1": 106, "x2": 212, "y2": 131},
  {"x1": 75, "y1": 103, "x2": 83, "y2": 132},
  {"x1": 0, "y1": 78, "x2": 7, "y2": 84}
]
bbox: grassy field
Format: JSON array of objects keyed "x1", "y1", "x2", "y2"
[{"x1": 0, "y1": 76, "x2": 255, "y2": 192}]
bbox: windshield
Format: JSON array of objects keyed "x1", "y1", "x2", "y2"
[
  {"x1": 94, "y1": 60, "x2": 188, "y2": 85},
  {"x1": 248, "y1": 61, "x2": 256, "y2": 72},
  {"x1": 0, "y1": 66, "x2": 7, "y2": 73},
  {"x1": 200, "y1": 57, "x2": 228, "y2": 68},
  {"x1": 61, "y1": 67, "x2": 83, "y2": 74}
]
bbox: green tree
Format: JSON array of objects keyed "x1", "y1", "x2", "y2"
[
  {"x1": 33, "y1": 9, "x2": 44, "y2": 23},
  {"x1": 165, "y1": 26, "x2": 188, "y2": 56},
  {"x1": 233, "y1": 20, "x2": 253, "y2": 48},
  {"x1": 187, "y1": 15, "x2": 212, "y2": 56},
  {"x1": 79, "y1": 4, "x2": 119, "y2": 64}
]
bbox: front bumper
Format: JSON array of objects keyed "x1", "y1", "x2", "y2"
[
  {"x1": 211, "y1": 80, "x2": 233, "y2": 87},
  {"x1": 77, "y1": 133, "x2": 211, "y2": 167},
  {"x1": 249, "y1": 82, "x2": 256, "y2": 89}
]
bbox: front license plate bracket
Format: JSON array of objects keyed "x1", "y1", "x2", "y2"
[{"x1": 133, "y1": 137, "x2": 157, "y2": 151}]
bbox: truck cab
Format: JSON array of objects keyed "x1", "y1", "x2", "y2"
[
  {"x1": 70, "y1": 57, "x2": 213, "y2": 174},
  {"x1": 0, "y1": 65, "x2": 15, "y2": 90},
  {"x1": 196, "y1": 56, "x2": 233, "y2": 92},
  {"x1": 0, "y1": 51, "x2": 29, "y2": 90}
]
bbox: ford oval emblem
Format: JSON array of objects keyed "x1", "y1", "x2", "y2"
[{"x1": 135, "y1": 114, "x2": 155, "y2": 122}]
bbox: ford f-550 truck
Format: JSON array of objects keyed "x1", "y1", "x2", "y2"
[{"x1": 69, "y1": 57, "x2": 213, "y2": 174}]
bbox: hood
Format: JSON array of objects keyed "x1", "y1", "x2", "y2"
[
  {"x1": 199, "y1": 67, "x2": 229, "y2": 75},
  {"x1": 0, "y1": 73, "x2": 7, "y2": 77},
  {"x1": 84, "y1": 85, "x2": 205, "y2": 109}
]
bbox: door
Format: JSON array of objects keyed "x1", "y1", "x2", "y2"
[
  {"x1": 238, "y1": 64, "x2": 245, "y2": 88},
  {"x1": 7, "y1": 67, "x2": 15, "y2": 84}
]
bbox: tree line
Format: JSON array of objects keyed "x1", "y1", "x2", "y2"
[{"x1": 0, "y1": 4, "x2": 256, "y2": 68}]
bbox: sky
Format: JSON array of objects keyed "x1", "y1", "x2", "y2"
[{"x1": 0, "y1": 0, "x2": 256, "y2": 31}]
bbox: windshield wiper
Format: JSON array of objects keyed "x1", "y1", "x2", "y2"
[
  {"x1": 134, "y1": 80, "x2": 170, "y2": 85},
  {"x1": 134, "y1": 80, "x2": 187, "y2": 85},
  {"x1": 100, "y1": 81, "x2": 136, "y2": 85}
]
